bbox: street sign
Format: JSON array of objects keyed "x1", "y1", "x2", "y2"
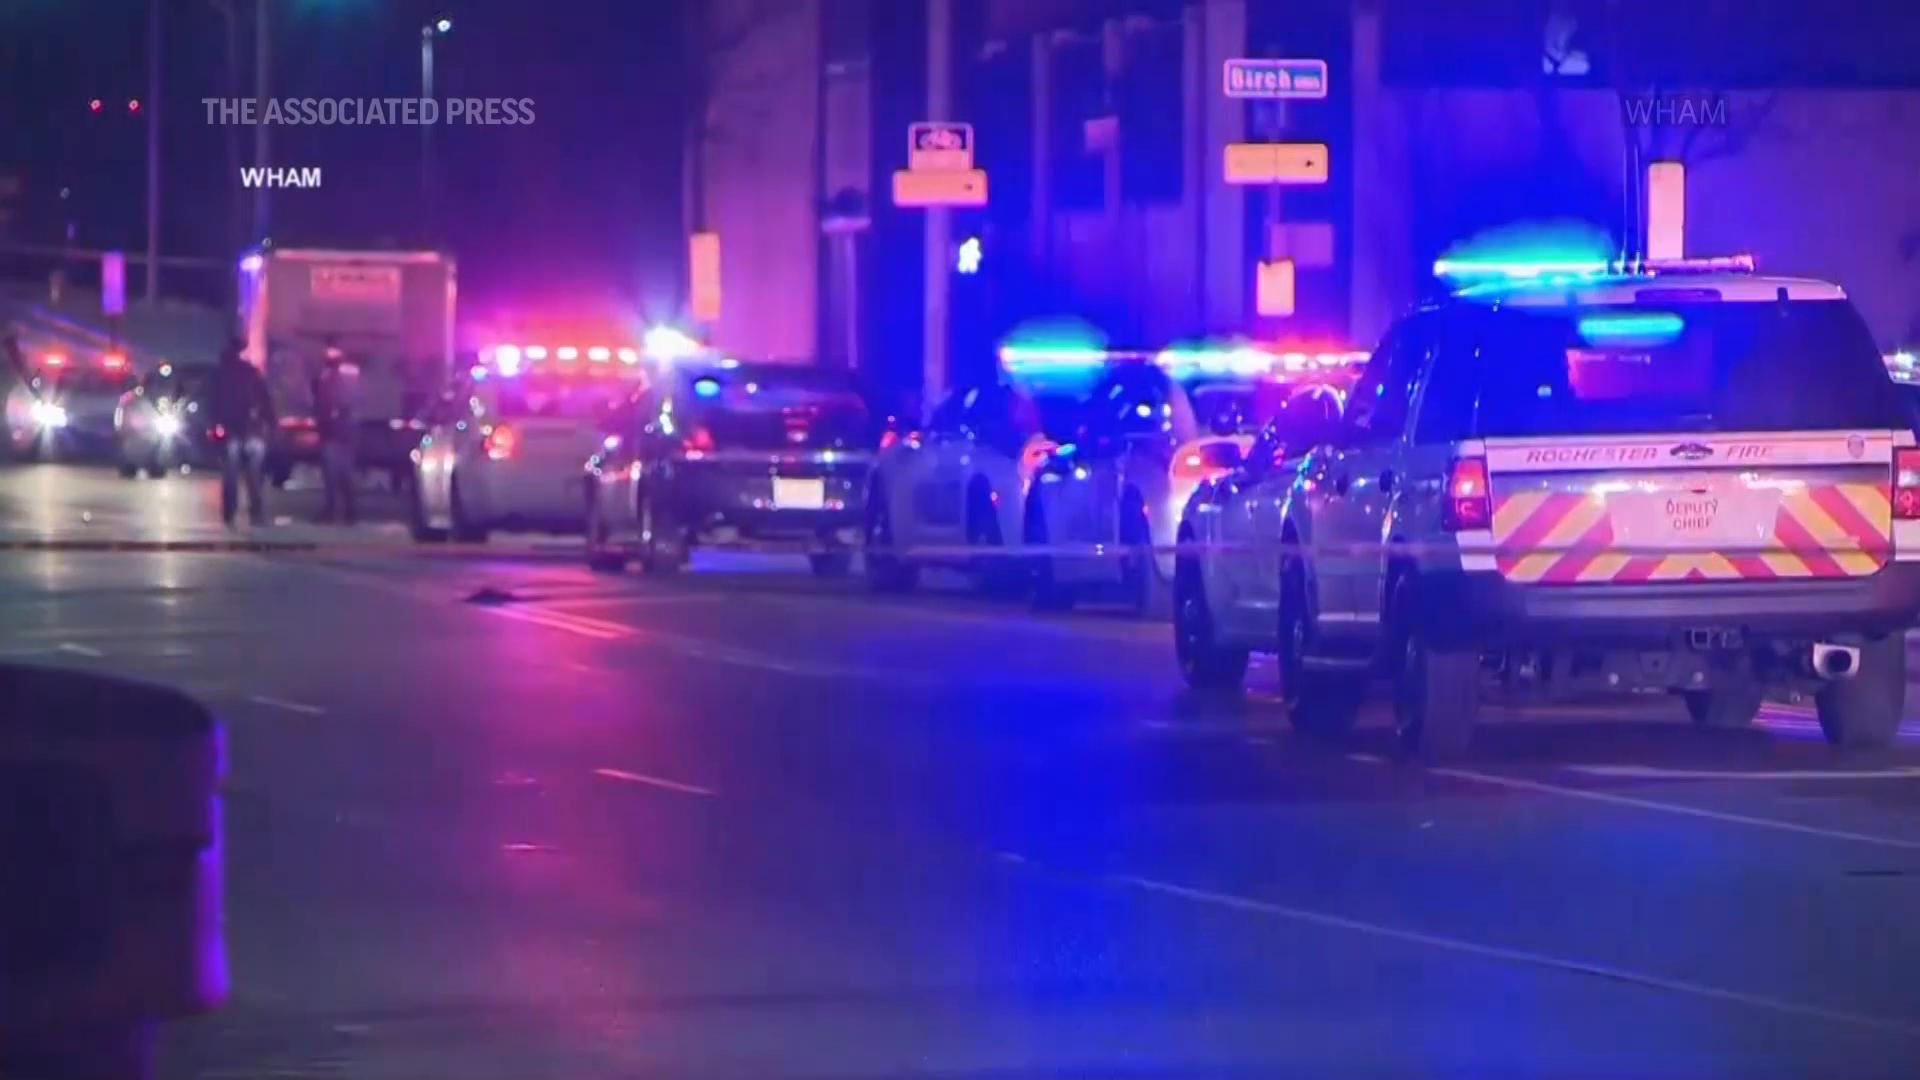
[
  {"x1": 689, "y1": 232, "x2": 721, "y2": 323},
  {"x1": 908, "y1": 122, "x2": 975, "y2": 172},
  {"x1": 892, "y1": 168, "x2": 988, "y2": 209},
  {"x1": 1224, "y1": 142, "x2": 1329, "y2": 185},
  {"x1": 1256, "y1": 259, "x2": 1296, "y2": 317},
  {"x1": 1223, "y1": 58, "x2": 1328, "y2": 100},
  {"x1": 101, "y1": 251, "x2": 126, "y2": 316}
]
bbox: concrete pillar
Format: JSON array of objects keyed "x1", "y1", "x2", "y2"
[{"x1": 1199, "y1": 0, "x2": 1246, "y2": 331}]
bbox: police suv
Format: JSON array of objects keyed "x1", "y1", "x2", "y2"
[{"x1": 1174, "y1": 258, "x2": 1920, "y2": 760}]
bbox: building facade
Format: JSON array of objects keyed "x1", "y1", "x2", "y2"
[{"x1": 689, "y1": 0, "x2": 1920, "y2": 410}]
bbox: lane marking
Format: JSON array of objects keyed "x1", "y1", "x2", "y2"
[
  {"x1": 592, "y1": 767, "x2": 716, "y2": 797},
  {"x1": 1566, "y1": 764, "x2": 1920, "y2": 781},
  {"x1": 246, "y1": 694, "x2": 327, "y2": 716},
  {"x1": 56, "y1": 641, "x2": 105, "y2": 657},
  {"x1": 1111, "y1": 873, "x2": 1920, "y2": 1039},
  {"x1": 1432, "y1": 766, "x2": 1920, "y2": 852},
  {"x1": 480, "y1": 604, "x2": 632, "y2": 640}
]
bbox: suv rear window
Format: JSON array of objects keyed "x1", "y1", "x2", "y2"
[
  {"x1": 683, "y1": 364, "x2": 871, "y2": 449},
  {"x1": 1420, "y1": 299, "x2": 1906, "y2": 440}
]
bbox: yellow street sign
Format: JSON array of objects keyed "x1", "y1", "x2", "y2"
[
  {"x1": 689, "y1": 232, "x2": 721, "y2": 322},
  {"x1": 1256, "y1": 259, "x2": 1296, "y2": 317},
  {"x1": 892, "y1": 168, "x2": 988, "y2": 208},
  {"x1": 1224, "y1": 142, "x2": 1329, "y2": 185}
]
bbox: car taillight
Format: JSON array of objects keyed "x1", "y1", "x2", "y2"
[
  {"x1": 484, "y1": 424, "x2": 518, "y2": 460},
  {"x1": 102, "y1": 352, "x2": 128, "y2": 372},
  {"x1": 684, "y1": 425, "x2": 715, "y2": 455},
  {"x1": 1443, "y1": 456, "x2": 1492, "y2": 531},
  {"x1": 879, "y1": 430, "x2": 899, "y2": 451},
  {"x1": 1894, "y1": 448, "x2": 1920, "y2": 520}
]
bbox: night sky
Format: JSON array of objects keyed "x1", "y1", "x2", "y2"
[{"x1": 2, "y1": 0, "x2": 692, "y2": 323}]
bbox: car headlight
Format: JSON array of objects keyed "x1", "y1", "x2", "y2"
[
  {"x1": 30, "y1": 401, "x2": 68, "y2": 429},
  {"x1": 155, "y1": 413, "x2": 183, "y2": 438}
]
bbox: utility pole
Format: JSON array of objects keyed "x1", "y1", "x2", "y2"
[
  {"x1": 252, "y1": 0, "x2": 270, "y2": 242},
  {"x1": 921, "y1": 0, "x2": 951, "y2": 418},
  {"x1": 146, "y1": 0, "x2": 161, "y2": 302}
]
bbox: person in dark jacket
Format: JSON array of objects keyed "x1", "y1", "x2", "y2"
[
  {"x1": 311, "y1": 342, "x2": 357, "y2": 524},
  {"x1": 208, "y1": 336, "x2": 275, "y2": 527}
]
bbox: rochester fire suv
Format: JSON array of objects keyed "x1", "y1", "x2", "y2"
[{"x1": 1174, "y1": 259, "x2": 1920, "y2": 760}]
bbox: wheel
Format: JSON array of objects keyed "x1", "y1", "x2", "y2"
[
  {"x1": 584, "y1": 495, "x2": 626, "y2": 572},
  {"x1": 965, "y1": 486, "x2": 1021, "y2": 596},
  {"x1": 409, "y1": 476, "x2": 448, "y2": 543},
  {"x1": 1120, "y1": 493, "x2": 1172, "y2": 619},
  {"x1": 1393, "y1": 586, "x2": 1479, "y2": 762},
  {"x1": 144, "y1": 458, "x2": 167, "y2": 479},
  {"x1": 449, "y1": 475, "x2": 488, "y2": 543},
  {"x1": 117, "y1": 461, "x2": 139, "y2": 479},
  {"x1": 1684, "y1": 681, "x2": 1764, "y2": 729},
  {"x1": 862, "y1": 491, "x2": 917, "y2": 592},
  {"x1": 809, "y1": 551, "x2": 853, "y2": 578},
  {"x1": 1816, "y1": 635, "x2": 1905, "y2": 750},
  {"x1": 1278, "y1": 560, "x2": 1362, "y2": 737},
  {"x1": 1025, "y1": 499, "x2": 1074, "y2": 611},
  {"x1": 636, "y1": 490, "x2": 683, "y2": 575},
  {"x1": 1173, "y1": 556, "x2": 1248, "y2": 691}
]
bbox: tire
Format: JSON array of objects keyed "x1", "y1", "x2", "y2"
[
  {"x1": 144, "y1": 458, "x2": 168, "y2": 480},
  {"x1": 1025, "y1": 499, "x2": 1075, "y2": 612},
  {"x1": 1393, "y1": 603, "x2": 1480, "y2": 763},
  {"x1": 809, "y1": 551, "x2": 853, "y2": 578},
  {"x1": 1173, "y1": 556, "x2": 1248, "y2": 691},
  {"x1": 449, "y1": 475, "x2": 488, "y2": 543},
  {"x1": 118, "y1": 461, "x2": 139, "y2": 479},
  {"x1": 584, "y1": 495, "x2": 626, "y2": 573},
  {"x1": 1685, "y1": 682, "x2": 1764, "y2": 729},
  {"x1": 1816, "y1": 635, "x2": 1905, "y2": 750},
  {"x1": 636, "y1": 490, "x2": 683, "y2": 575},
  {"x1": 409, "y1": 478, "x2": 449, "y2": 543},
  {"x1": 1120, "y1": 493, "x2": 1172, "y2": 619},
  {"x1": 965, "y1": 486, "x2": 1021, "y2": 596},
  {"x1": 1279, "y1": 560, "x2": 1361, "y2": 737},
  {"x1": 863, "y1": 492, "x2": 917, "y2": 593}
]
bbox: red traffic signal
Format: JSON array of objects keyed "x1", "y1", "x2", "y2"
[
  {"x1": 127, "y1": 99, "x2": 141, "y2": 113},
  {"x1": 89, "y1": 98, "x2": 103, "y2": 112}
]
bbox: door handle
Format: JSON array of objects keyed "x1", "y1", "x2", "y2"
[{"x1": 1378, "y1": 469, "x2": 1396, "y2": 494}]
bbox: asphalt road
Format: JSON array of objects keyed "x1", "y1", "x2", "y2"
[{"x1": 6, "y1": 464, "x2": 1920, "y2": 1079}]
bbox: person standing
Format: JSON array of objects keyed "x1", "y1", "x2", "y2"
[
  {"x1": 209, "y1": 336, "x2": 274, "y2": 527},
  {"x1": 311, "y1": 343, "x2": 358, "y2": 524}
]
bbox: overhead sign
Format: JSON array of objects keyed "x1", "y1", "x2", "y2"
[
  {"x1": 892, "y1": 168, "x2": 988, "y2": 209},
  {"x1": 1256, "y1": 260, "x2": 1296, "y2": 317},
  {"x1": 1223, "y1": 58, "x2": 1329, "y2": 100},
  {"x1": 690, "y1": 232, "x2": 721, "y2": 323},
  {"x1": 908, "y1": 122, "x2": 974, "y2": 172},
  {"x1": 101, "y1": 251, "x2": 126, "y2": 316},
  {"x1": 1224, "y1": 142, "x2": 1329, "y2": 185}
]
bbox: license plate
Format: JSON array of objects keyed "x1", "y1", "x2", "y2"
[
  {"x1": 772, "y1": 477, "x2": 826, "y2": 510},
  {"x1": 1609, "y1": 488, "x2": 1780, "y2": 549}
]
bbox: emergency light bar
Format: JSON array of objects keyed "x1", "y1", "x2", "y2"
[
  {"x1": 483, "y1": 341, "x2": 645, "y2": 378},
  {"x1": 1437, "y1": 252, "x2": 1757, "y2": 283},
  {"x1": 1000, "y1": 342, "x2": 1367, "y2": 379}
]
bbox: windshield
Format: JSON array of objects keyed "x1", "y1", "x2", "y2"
[
  {"x1": 490, "y1": 374, "x2": 634, "y2": 420},
  {"x1": 683, "y1": 364, "x2": 871, "y2": 449},
  {"x1": 1438, "y1": 300, "x2": 1906, "y2": 439}
]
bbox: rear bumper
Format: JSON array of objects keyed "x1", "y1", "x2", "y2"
[
  {"x1": 1409, "y1": 565, "x2": 1920, "y2": 648},
  {"x1": 664, "y1": 459, "x2": 868, "y2": 539}
]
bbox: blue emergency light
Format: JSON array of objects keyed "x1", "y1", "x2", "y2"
[{"x1": 1577, "y1": 312, "x2": 1685, "y2": 345}]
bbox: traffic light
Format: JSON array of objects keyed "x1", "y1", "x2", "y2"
[
  {"x1": 127, "y1": 99, "x2": 141, "y2": 113},
  {"x1": 88, "y1": 98, "x2": 102, "y2": 112}
]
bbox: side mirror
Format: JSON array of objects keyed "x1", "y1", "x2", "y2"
[{"x1": 0, "y1": 666, "x2": 225, "y2": 1079}]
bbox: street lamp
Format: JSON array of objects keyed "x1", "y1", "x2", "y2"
[{"x1": 420, "y1": 15, "x2": 452, "y2": 237}]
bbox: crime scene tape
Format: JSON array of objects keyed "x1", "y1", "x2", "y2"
[{"x1": 0, "y1": 537, "x2": 1901, "y2": 562}]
